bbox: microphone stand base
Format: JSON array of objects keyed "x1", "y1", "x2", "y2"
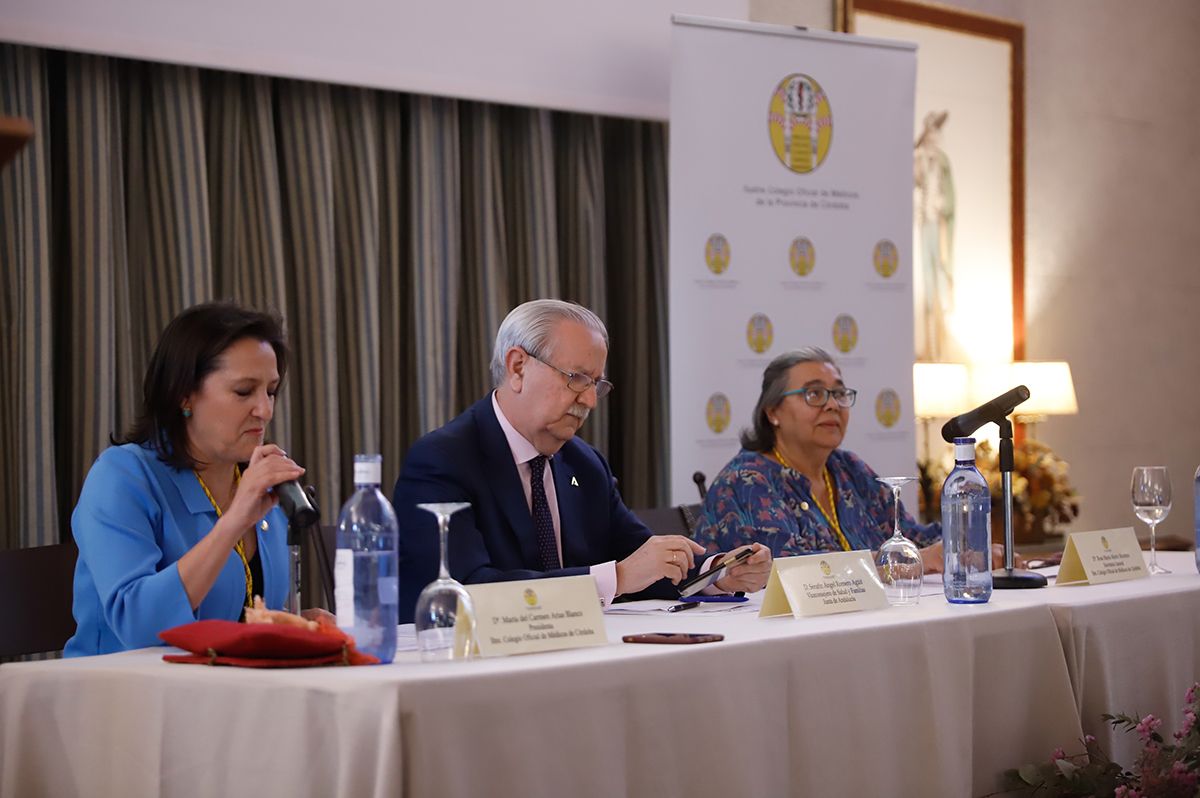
[{"x1": 992, "y1": 568, "x2": 1048, "y2": 589}]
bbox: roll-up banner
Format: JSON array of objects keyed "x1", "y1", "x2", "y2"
[{"x1": 669, "y1": 15, "x2": 918, "y2": 507}]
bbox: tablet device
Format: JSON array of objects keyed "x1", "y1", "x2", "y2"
[{"x1": 677, "y1": 546, "x2": 754, "y2": 598}]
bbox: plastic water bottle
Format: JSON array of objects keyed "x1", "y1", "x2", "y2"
[
  {"x1": 335, "y1": 454, "x2": 399, "y2": 663},
  {"x1": 1194, "y1": 465, "x2": 1200, "y2": 574},
  {"x1": 941, "y1": 437, "x2": 993, "y2": 603}
]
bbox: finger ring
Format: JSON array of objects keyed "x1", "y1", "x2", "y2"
[{"x1": 671, "y1": 552, "x2": 677, "y2": 564}]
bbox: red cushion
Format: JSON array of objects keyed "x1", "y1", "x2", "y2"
[{"x1": 159, "y1": 620, "x2": 379, "y2": 667}]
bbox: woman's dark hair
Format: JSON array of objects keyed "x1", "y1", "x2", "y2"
[
  {"x1": 740, "y1": 347, "x2": 839, "y2": 452},
  {"x1": 114, "y1": 301, "x2": 289, "y2": 470}
]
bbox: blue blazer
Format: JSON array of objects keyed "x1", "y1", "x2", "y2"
[
  {"x1": 393, "y1": 396, "x2": 680, "y2": 623},
  {"x1": 65, "y1": 443, "x2": 288, "y2": 656}
]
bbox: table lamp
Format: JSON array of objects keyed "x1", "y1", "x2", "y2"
[
  {"x1": 913, "y1": 362, "x2": 969, "y2": 462},
  {"x1": 1008, "y1": 361, "x2": 1077, "y2": 438}
]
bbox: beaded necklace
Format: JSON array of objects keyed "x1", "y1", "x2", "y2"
[
  {"x1": 772, "y1": 446, "x2": 851, "y2": 551},
  {"x1": 194, "y1": 466, "x2": 253, "y2": 607}
]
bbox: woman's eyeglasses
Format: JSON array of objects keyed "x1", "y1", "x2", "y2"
[{"x1": 780, "y1": 386, "x2": 857, "y2": 408}]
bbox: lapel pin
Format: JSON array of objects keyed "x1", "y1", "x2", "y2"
[
  {"x1": 571, "y1": 476, "x2": 580, "y2": 487},
  {"x1": 261, "y1": 520, "x2": 269, "y2": 531}
]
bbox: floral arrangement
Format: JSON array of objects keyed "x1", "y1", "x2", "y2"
[
  {"x1": 916, "y1": 439, "x2": 1080, "y2": 535},
  {"x1": 999, "y1": 682, "x2": 1200, "y2": 797}
]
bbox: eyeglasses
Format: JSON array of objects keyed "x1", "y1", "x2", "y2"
[
  {"x1": 781, "y1": 386, "x2": 857, "y2": 408},
  {"x1": 526, "y1": 351, "x2": 614, "y2": 399}
]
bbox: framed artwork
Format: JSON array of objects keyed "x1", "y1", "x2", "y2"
[{"x1": 846, "y1": 0, "x2": 1025, "y2": 363}]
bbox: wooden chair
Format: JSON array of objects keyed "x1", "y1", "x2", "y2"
[{"x1": 0, "y1": 542, "x2": 78, "y2": 658}]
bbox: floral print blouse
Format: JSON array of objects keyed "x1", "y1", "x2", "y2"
[{"x1": 696, "y1": 448, "x2": 940, "y2": 558}]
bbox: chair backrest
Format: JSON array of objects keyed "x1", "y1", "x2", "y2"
[
  {"x1": 0, "y1": 542, "x2": 78, "y2": 658},
  {"x1": 633, "y1": 503, "x2": 704, "y2": 538},
  {"x1": 310, "y1": 524, "x2": 336, "y2": 611}
]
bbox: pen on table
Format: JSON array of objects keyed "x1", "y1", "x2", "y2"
[{"x1": 667, "y1": 601, "x2": 700, "y2": 613}]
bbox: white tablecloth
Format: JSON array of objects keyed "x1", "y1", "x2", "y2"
[{"x1": 2, "y1": 554, "x2": 1196, "y2": 798}]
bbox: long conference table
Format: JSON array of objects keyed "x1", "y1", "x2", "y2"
[{"x1": 2, "y1": 551, "x2": 1197, "y2": 798}]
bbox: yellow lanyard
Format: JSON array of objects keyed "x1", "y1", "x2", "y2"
[
  {"x1": 194, "y1": 466, "x2": 253, "y2": 607},
  {"x1": 772, "y1": 448, "x2": 851, "y2": 552}
]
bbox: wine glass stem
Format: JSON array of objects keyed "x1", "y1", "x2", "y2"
[
  {"x1": 438, "y1": 515, "x2": 451, "y2": 580},
  {"x1": 892, "y1": 486, "x2": 902, "y2": 536},
  {"x1": 1148, "y1": 521, "x2": 1159, "y2": 568}
]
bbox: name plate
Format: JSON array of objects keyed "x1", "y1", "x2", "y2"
[
  {"x1": 760, "y1": 550, "x2": 889, "y2": 617},
  {"x1": 465, "y1": 575, "x2": 608, "y2": 657},
  {"x1": 1056, "y1": 527, "x2": 1148, "y2": 585}
]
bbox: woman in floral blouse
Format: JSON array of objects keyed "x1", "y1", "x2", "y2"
[{"x1": 696, "y1": 348, "x2": 945, "y2": 569}]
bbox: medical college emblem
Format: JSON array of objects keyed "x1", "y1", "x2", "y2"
[
  {"x1": 789, "y1": 236, "x2": 816, "y2": 276},
  {"x1": 746, "y1": 313, "x2": 774, "y2": 354},
  {"x1": 768, "y1": 74, "x2": 833, "y2": 174},
  {"x1": 873, "y1": 239, "x2": 899, "y2": 278},
  {"x1": 705, "y1": 233, "x2": 731, "y2": 275},
  {"x1": 1101, "y1": 536, "x2": 1110, "y2": 551},
  {"x1": 706, "y1": 393, "x2": 732, "y2": 434},
  {"x1": 523, "y1": 588, "x2": 538, "y2": 607},
  {"x1": 875, "y1": 389, "x2": 901, "y2": 428},
  {"x1": 819, "y1": 560, "x2": 832, "y2": 577},
  {"x1": 831, "y1": 314, "x2": 858, "y2": 354}
]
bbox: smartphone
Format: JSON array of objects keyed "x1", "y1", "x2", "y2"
[
  {"x1": 677, "y1": 546, "x2": 754, "y2": 597},
  {"x1": 621, "y1": 632, "x2": 724, "y2": 645}
]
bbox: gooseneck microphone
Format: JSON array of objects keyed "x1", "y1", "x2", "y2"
[
  {"x1": 940, "y1": 385, "x2": 1031, "y2": 442},
  {"x1": 276, "y1": 480, "x2": 320, "y2": 527}
]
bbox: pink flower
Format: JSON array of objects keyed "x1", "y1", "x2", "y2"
[
  {"x1": 1084, "y1": 734, "x2": 1096, "y2": 746},
  {"x1": 1115, "y1": 786, "x2": 1140, "y2": 798},
  {"x1": 1186, "y1": 683, "x2": 1197, "y2": 705},
  {"x1": 1050, "y1": 747, "x2": 1066, "y2": 762},
  {"x1": 1135, "y1": 714, "x2": 1162, "y2": 740},
  {"x1": 1182, "y1": 709, "x2": 1197, "y2": 735}
]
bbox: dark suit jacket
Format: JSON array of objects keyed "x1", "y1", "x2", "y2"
[{"x1": 393, "y1": 396, "x2": 680, "y2": 623}]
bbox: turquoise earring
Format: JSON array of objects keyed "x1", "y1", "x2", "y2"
[{"x1": 182, "y1": 408, "x2": 192, "y2": 418}]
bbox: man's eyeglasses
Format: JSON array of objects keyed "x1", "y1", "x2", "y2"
[
  {"x1": 527, "y1": 352, "x2": 614, "y2": 399},
  {"x1": 780, "y1": 386, "x2": 857, "y2": 408}
]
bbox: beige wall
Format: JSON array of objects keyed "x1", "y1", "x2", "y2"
[{"x1": 755, "y1": 0, "x2": 1200, "y2": 542}]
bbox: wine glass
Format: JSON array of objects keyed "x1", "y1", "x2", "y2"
[
  {"x1": 875, "y1": 476, "x2": 923, "y2": 605},
  {"x1": 414, "y1": 502, "x2": 477, "y2": 661},
  {"x1": 1130, "y1": 466, "x2": 1171, "y2": 575}
]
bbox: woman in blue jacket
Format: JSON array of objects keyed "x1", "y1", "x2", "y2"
[{"x1": 65, "y1": 302, "x2": 307, "y2": 656}]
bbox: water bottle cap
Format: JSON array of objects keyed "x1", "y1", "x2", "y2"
[
  {"x1": 353, "y1": 454, "x2": 382, "y2": 486},
  {"x1": 954, "y1": 438, "x2": 976, "y2": 462}
]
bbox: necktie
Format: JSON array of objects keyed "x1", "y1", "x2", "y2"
[{"x1": 528, "y1": 455, "x2": 561, "y2": 571}]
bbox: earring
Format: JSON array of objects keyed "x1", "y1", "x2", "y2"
[
  {"x1": 770, "y1": 418, "x2": 780, "y2": 427},
  {"x1": 182, "y1": 408, "x2": 192, "y2": 418}
]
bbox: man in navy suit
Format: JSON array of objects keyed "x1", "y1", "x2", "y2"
[{"x1": 394, "y1": 299, "x2": 771, "y2": 623}]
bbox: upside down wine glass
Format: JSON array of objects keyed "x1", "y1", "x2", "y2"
[
  {"x1": 414, "y1": 502, "x2": 477, "y2": 661},
  {"x1": 1131, "y1": 466, "x2": 1171, "y2": 575},
  {"x1": 875, "y1": 476, "x2": 923, "y2": 605}
]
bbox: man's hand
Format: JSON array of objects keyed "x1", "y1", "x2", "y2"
[
  {"x1": 919, "y1": 541, "x2": 1026, "y2": 575},
  {"x1": 713, "y1": 544, "x2": 772, "y2": 593},
  {"x1": 616, "y1": 535, "x2": 705, "y2": 595}
]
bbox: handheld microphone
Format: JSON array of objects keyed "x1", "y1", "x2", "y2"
[
  {"x1": 276, "y1": 480, "x2": 320, "y2": 526},
  {"x1": 940, "y1": 385, "x2": 1031, "y2": 442}
]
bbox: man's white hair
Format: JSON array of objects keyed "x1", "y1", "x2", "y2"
[{"x1": 490, "y1": 299, "x2": 609, "y2": 387}]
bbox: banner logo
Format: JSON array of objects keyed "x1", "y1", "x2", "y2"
[
  {"x1": 873, "y1": 239, "x2": 899, "y2": 278},
  {"x1": 831, "y1": 314, "x2": 858, "y2": 353},
  {"x1": 705, "y1": 393, "x2": 732, "y2": 434},
  {"x1": 875, "y1": 389, "x2": 901, "y2": 428},
  {"x1": 746, "y1": 313, "x2": 774, "y2": 354},
  {"x1": 768, "y1": 74, "x2": 833, "y2": 174},
  {"x1": 705, "y1": 233, "x2": 731, "y2": 274},
  {"x1": 789, "y1": 236, "x2": 816, "y2": 276}
]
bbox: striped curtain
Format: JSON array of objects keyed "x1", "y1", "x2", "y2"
[{"x1": 0, "y1": 44, "x2": 671, "y2": 553}]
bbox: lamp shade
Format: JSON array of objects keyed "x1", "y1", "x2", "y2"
[
  {"x1": 1009, "y1": 361, "x2": 1078, "y2": 417},
  {"x1": 969, "y1": 360, "x2": 1078, "y2": 418},
  {"x1": 913, "y1": 362, "x2": 969, "y2": 419}
]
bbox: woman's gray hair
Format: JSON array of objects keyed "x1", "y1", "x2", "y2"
[
  {"x1": 490, "y1": 299, "x2": 609, "y2": 386},
  {"x1": 740, "y1": 347, "x2": 840, "y2": 452}
]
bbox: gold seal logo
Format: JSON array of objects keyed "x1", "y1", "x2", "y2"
[
  {"x1": 523, "y1": 588, "x2": 538, "y2": 607},
  {"x1": 705, "y1": 233, "x2": 731, "y2": 275},
  {"x1": 875, "y1": 389, "x2": 901, "y2": 429},
  {"x1": 746, "y1": 313, "x2": 774, "y2": 354},
  {"x1": 789, "y1": 236, "x2": 816, "y2": 277},
  {"x1": 819, "y1": 560, "x2": 832, "y2": 577},
  {"x1": 873, "y1": 239, "x2": 899, "y2": 278},
  {"x1": 1101, "y1": 536, "x2": 1110, "y2": 551},
  {"x1": 831, "y1": 314, "x2": 858, "y2": 354},
  {"x1": 768, "y1": 74, "x2": 833, "y2": 174},
  {"x1": 705, "y1": 393, "x2": 732, "y2": 434}
]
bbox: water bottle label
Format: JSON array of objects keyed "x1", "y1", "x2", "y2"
[
  {"x1": 353, "y1": 459, "x2": 382, "y2": 486},
  {"x1": 334, "y1": 548, "x2": 356, "y2": 627}
]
